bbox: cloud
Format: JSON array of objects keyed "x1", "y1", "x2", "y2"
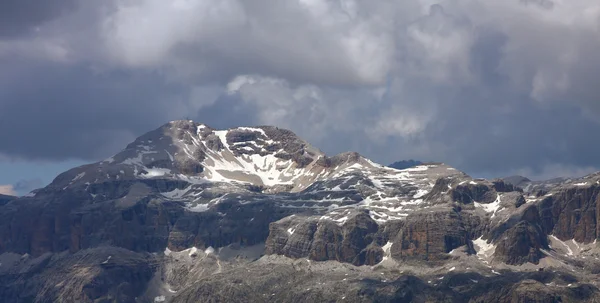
[
  {"x1": 13, "y1": 178, "x2": 43, "y2": 193},
  {"x1": 0, "y1": 0, "x2": 77, "y2": 38},
  {"x1": 101, "y1": 0, "x2": 394, "y2": 85},
  {"x1": 0, "y1": 58, "x2": 194, "y2": 161},
  {"x1": 0, "y1": 185, "x2": 16, "y2": 196},
  {"x1": 1, "y1": 0, "x2": 600, "y2": 180}
]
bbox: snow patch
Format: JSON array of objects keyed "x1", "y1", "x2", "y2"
[
  {"x1": 72, "y1": 172, "x2": 85, "y2": 182},
  {"x1": 165, "y1": 150, "x2": 174, "y2": 162},
  {"x1": 139, "y1": 168, "x2": 172, "y2": 178},
  {"x1": 550, "y1": 235, "x2": 574, "y2": 256},
  {"x1": 474, "y1": 194, "x2": 502, "y2": 218},
  {"x1": 380, "y1": 241, "x2": 393, "y2": 262},
  {"x1": 187, "y1": 203, "x2": 210, "y2": 212},
  {"x1": 413, "y1": 188, "x2": 429, "y2": 199},
  {"x1": 473, "y1": 236, "x2": 496, "y2": 260},
  {"x1": 161, "y1": 187, "x2": 189, "y2": 199},
  {"x1": 402, "y1": 165, "x2": 429, "y2": 172}
]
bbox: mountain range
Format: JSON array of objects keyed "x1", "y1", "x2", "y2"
[{"x1": 1, "y1": 120, "x2": 600, "y2": 302}]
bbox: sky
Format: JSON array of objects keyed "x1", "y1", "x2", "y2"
[{"x1": 1, "y1": 0, "x2": 600, "y2": 196}]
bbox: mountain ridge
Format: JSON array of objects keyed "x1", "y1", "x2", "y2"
[
  {"x1": 45, "y1": 120, "x2": 385, "y2": 194},
  {"x1": 2, "y1": 120, "x2": 600, "y2": 302}
]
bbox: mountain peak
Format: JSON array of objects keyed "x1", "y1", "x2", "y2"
[
  {"x1": 41, "y1": 119, "x2": 469, "y2": 224},
  {"x1": 47, "y1": 120, "x2": 383, "y2": 193}
]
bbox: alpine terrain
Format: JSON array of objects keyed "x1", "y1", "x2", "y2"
[{"x1": 2, "y1": 120, "x2": 600, "y2": 302}]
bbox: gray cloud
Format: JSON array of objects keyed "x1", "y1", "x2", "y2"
[
  {"x1": 0, "y1": 0, "x2": 77, "y2": 38},
  {"x1": 0, "y1": 58, "x2": 192, "y2": 160},
  {"x1": 1, "y1": 0, "x2": 600, "y2": 180},
  {"x1": 13, "y1": 178, "x2": 43, "y2": 193}
]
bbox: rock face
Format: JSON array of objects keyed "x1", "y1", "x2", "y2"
[
  {"x1": 428, "y1": 178, "x2": 519, "y2": 205},
  {"x1": 537, "y1": 184, "x2": 600, "y2": 244},
  {"x1": 0, "y1": 180, "x2": 295, "y2": 257},
  {"x1": 0, "y1": 247, "x2": 155, "y2": 303},
  {"x1": 488, "y1": 205, "x2": 549, "y2": 265},
  {"x1": 493, "y1": 220, "x2": 548, "y2": 265},
  {"x1": 168, "y1": 258, "x2": 598, "y2": 303},
  {"x1": 2, "y1": 120, "x2": 600, "y2": 302},
  {"x1": 390, "y1": 209, "x2": 475, "y2": 261},
  {"x1": 265, "y1": 211, "x2": 381, "y2": 265}
]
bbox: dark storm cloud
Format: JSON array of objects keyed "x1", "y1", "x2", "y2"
[
  {"x1": 0, "y1": 58, "x2": 190, "y2": 160},
  {"x1": 0, "y1": 0, "x2": 77, "y2": 38},
  {"x1": 424, "y1": 87, "x2": 600, "y2": 177},
  {"x1": 1, "y1": 0, "x2": 600, "y2": 181}
]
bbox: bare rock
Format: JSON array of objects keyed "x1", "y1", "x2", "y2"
[
  {"x1": 390, "y1": 209, "x2": 474, "y2": 261},
  {"x1": 538, "y1": 184, "x2": 600, "y2": 243},
  {"x1": 265, "y1": 211, "x2": 381, "y2": 265}
]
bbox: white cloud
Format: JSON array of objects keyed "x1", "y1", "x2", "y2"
[
  {"x1": 99, "y1": 0, "x2": 397, "y2": 85},
  {"x1": 0, "y1": 185, "x2": 16, "y2": 196},
  {"x1": 102, "y1": 0, "x2": 247, "y2": 67}
]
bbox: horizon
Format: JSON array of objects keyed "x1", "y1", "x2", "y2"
[{"x1": 0, "y1": 119, "x2": 591, "y2": 197}]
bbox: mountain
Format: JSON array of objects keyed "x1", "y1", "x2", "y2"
[
  {"x1": 388, "y1": 159, "x2": 422, "y2": 170},
  {"x1": 503, "y1": 175, "x2": 570, "y2": 195},
  {"x1": 502, "y1": 175, "x2": 532, "y2": 188},
  {"x1": 0, "y1": 194, "x2": 16, "y2": 206},
  {"x1": 1, "y1": 120, "x2": 600, "y2": 302}
]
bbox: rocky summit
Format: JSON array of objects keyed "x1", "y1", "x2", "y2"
[{"x1": 2, "y1": 120, "x2": 600, "y2": 302}]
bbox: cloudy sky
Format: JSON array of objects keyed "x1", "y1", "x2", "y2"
[{"x1": 1, "y1": 0, "x2": 600, "y2": 195}]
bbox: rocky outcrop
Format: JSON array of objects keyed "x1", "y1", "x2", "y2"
[
  {"x1": 502, "y1": 175, "x2": 533, "y2": 189},
  {"x1": 491, "y1": 179, "x2": 521, "y2": 193},
  {"x1": 425, "y1": 178, "x2": 516, "y2": 205},
  {"x1": 473, "y1": 279, "x2": 566, "y2": 303},
  {"x1": 493, "y1": 220, "x2": 548, "y2": 265},
  {"x1": 502, "y1": 191, "x2": 526, "y2": 208},
  {"x1": 487, "y1": 204, "x2": 549, "y2": 265},
  {"x1": 509, "y1": 280, "x2": 561, "y2": 303},
  {"x1": 0, "y1": 180, "x2": 294, "y2": 257},
  {"x1": 265, "y1": 211, "x2": 381, "y2": 265},
  {"x1": 390, "y1": 209, "x2": 475, "y2": 261},
  {"x1": 259, "y1": 126, "x2": 318, "y2": 168},
  {"x1": 169, "y1": 256, "x2": 599, "y2": 303},
  {"x1": 538, "y1": 184, "x2": 600, "y2": 244},
  {"x1": 0, "y1": 247, "x2": 155, "y2": 303}
]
